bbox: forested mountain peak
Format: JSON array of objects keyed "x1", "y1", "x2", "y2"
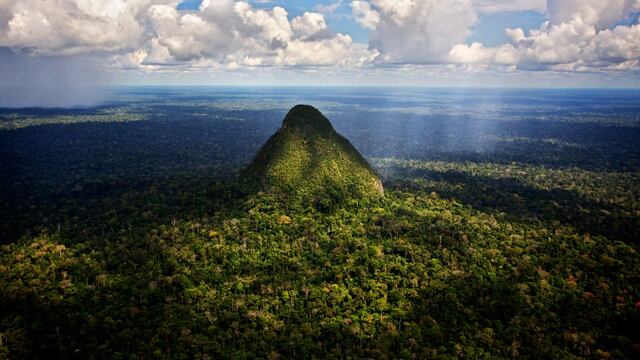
[{"x1": 243, "y1": 105, "x2": 384, "y2": 201}]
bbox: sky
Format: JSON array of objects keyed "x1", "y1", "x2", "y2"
[{"x1": 1, "y1": 0, "x2": 640, "y2": 106}]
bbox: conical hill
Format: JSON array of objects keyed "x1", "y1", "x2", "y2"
[{"x1": 243, "y1": 105, "x2": 384, "y2": 198}]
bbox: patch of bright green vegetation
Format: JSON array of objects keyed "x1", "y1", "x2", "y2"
[
  {"x1": 0, "y1": 109, "x2": 146, "y2": 130},
  {"x1": 243, "y1": 105, "x2": 384, "y2": 203}
]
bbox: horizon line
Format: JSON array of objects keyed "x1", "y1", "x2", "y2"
[{"x1": 101, "y1": 84, "x2": 640, "y2": 91}]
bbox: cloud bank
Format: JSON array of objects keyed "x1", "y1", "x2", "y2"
[
  {"x1": 0, "y1": 0, "x2": 377, "y2": 69},
  {"x1": 449, "y1": 0, "x2": 640, "y2": 71},
  {"x1": 351, "y1": 0, "x2": 640, "y2": 71},
  {"x1": 0, "y1": 0, "x2": 638, "y2": 97},
  {"x1": 359, "y1": 0, "x2": 478, "y2": 63}
]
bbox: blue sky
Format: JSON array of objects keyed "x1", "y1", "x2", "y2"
[{"x1": 469, "y1": 10, "x2": 546, "y2": 46}]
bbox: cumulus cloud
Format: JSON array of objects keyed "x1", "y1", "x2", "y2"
[
  {"x1": 352, "y1": 0, "x2": 478, "y2": 63},
  {"x1": 0, "y1": 0, "x2": 173, "y2": 55},
  {"x1": 291, "y1": 12, "x2": 331, "y2": 40},
  {"x1": 0, "y1": 0, "x2": 639, "y2": 76},
  {"x1": 546, "y1": 0, "x2": 639, "y2": 29},
  {"x1": 351, "y1": 1, "x2": 380, "y2": 30},
  {"x1": 449, "y1": 0, "x2": 640, "y2": 71},
  {"x1": 143, "y1": 1, "x2": 378, "y2": 67},
  {"x1": 0, "y1": 0, "x2": 377, "y2": 68}
]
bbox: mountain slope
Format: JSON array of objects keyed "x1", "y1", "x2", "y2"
[{"x1": 243, "y1": 105, "x2": 383, "y2": 198}]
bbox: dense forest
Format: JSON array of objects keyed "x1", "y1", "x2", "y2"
[{"x1": 1, "y1": 88, "x2": 639, "y2": 359}]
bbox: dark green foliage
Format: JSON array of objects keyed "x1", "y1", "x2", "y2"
[{"x1": 1, "y1": 91, "x2": 639, "y2": 359}]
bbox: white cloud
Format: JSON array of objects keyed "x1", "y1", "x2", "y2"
[
  {"x1": 291, "y1": 12, "x2": 329, "y2": 39},
  {"x1": 547, "y1": 0, "x2": 639, "y2": 29},
  {"x1": 0, "y1": 0, "x2": 174, "y2": 55},
  {"x1": 1, "y1": 0, "x2": 639, "y2": 75},
  {"x1": 351, "y1": 1, "x2": 380, "y2": 30},
  {"x1": 0, "y1": 0, "x2": 377, "y2": 68},
  {"x1": 145, "y1": 1, "x2": 378, "y2": 68},
  {"x1": 353, "y1": 0, "x2": 478, "y2": 63},
  {"x1": 279, "y1": 35, "x2": 378, "y2": 67},
  {"x1": 449, "y1": 0, "x2": 640, "y2": 71}
]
